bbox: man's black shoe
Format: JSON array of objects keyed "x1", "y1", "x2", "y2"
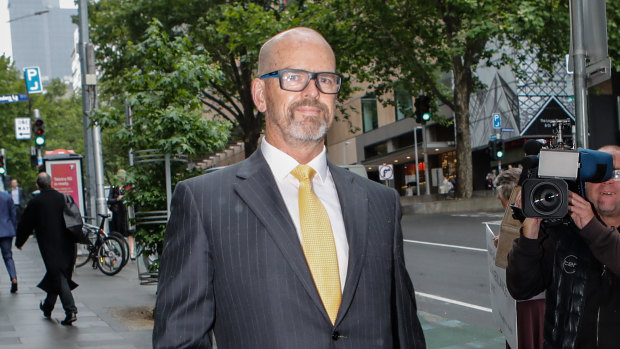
[
  {"x1": 10, "y1": 281, "x2": 17, "y2": 293},
  {"x1": 39, "y1": 302, "x2": 51, "y2": 318},
  {"x1": 61, "y1": 312, "x2": 77, "y2": 326}
]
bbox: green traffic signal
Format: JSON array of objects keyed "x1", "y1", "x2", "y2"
[{"x1": 35, "y1": 135, "x2": 46, "y2": 146}]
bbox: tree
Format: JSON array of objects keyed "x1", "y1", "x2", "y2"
[
  {"x1": 90, "y1": 1, "x2": 351, "y2": 157},
  {"x1": 92, "y1": 20, "x2": 231, "y2": 260},
  {"x1": 330, "y1": 0, "x2": 570, "y2": 198},
  {"x1": 0, "y1": 56, "x2": 84, "y2": 194}
]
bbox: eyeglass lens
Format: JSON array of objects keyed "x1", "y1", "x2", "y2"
[{"x1": 280, "y1": 70, "x2": 341, "y2": 94}]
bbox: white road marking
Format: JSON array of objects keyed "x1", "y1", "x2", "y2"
[
  {"x1": 415, "y1": 291, "x2": 492, "y2": 313},
  {"x1": 404, "y1": 239, "x2": 487, "y2": 253}
]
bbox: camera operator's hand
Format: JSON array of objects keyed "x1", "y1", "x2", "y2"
[
  {"x1": 568, "y1": 191, "x2": 595, "y2": 229},
  {"x1": 515, "y1": 191, "x2": 542, "y2": 239}
]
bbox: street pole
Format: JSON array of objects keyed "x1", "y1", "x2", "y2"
[
  {"x1": 413, "y1": 127, "x2": 420, "y2": 196},
  {"x1": 422, "y1": 125, "x2": 430, "y2": 195},
  {"x1": 570, "y1": 0, "x2": 588, "y2": 148},
  {"x1": 78, "y1": 0, "x2": 107, "y2": 223}
]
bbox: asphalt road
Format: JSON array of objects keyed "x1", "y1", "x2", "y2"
[{"x1": 401, "y1": 211, "x2": 507, "y2": 347}]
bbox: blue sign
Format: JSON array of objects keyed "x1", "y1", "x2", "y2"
[
  {"x1": 24, "y1": 67, "x2": 43, "y2": 94},
  {"x1": 501, "y1": 128, "x2": 514, "y2": 133},
  {"x1": 492, "y1": 113, "x2": 501, "y2": 129},
  {"x1": 0, "y1": 94, "x2": 29, "y2": 104}
]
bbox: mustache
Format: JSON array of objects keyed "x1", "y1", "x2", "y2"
[{"x1": 288, "y1": 99, "x2": 329, "y2": 116}]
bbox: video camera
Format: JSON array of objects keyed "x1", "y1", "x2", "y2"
[
  {"x1": 520, "y1": 147, "x2": 613, "y2": 218},
  {"x1": 516, "y1": 117, "x2": 614, "y2": 220}
]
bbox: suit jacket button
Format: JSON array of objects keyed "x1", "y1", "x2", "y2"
[{"x1": 332, "y1": 331, "x2": 340, "y2": 340}]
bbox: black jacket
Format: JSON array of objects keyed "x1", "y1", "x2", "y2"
[
  {"x1": 16, "y1": 188, "x2": 78, "y2": 293},
  {"x1": 506, "y1": 218, "x2": 620, "y2": 349}
]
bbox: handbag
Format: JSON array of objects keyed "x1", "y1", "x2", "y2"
[{"x1": 63, "y1": 194, "x2": 87, "y2": 244}]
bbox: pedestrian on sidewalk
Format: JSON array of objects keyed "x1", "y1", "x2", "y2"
[
  {"x1": 15, "y1": 172, "x2": 78, "y2": 326},
  {"x1": 107, "y1": 169, "x2": 135, "y2": 260},
  {"x1": 9, "y1": 179, "x2": 28, "y2": 222},
  {"x1": 153, "y1": 27, "x2": 425, "y2": 348},
  {"x1": 0, "y1": 190, "x2": 18, "y2": 293}
]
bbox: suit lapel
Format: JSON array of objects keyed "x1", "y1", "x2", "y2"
[
  {"x1": 233, "y1": 151, "x2": 327, "y2": 320},
  {"x1": 329, "y1": 163, "x2": 369, "y2": 325}
]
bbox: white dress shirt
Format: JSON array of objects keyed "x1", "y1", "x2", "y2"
[{"x1": 261, "y1": 138, "x2": 349, "y2": 291}]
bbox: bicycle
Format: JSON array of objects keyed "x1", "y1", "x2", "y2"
[{"x1": 75, "y1": 213, "x2": 127, "y2": 275}]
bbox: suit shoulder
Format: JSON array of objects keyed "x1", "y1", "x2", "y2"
[{"x1": 176, "y1": 163, "x2": 242, "y2": 190}]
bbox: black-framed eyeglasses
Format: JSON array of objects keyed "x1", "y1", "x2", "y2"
[{"x1": 260, "y1": 68, "x2": 343, "y2": 94}]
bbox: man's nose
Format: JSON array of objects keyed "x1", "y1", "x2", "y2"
[{"x1": 301, "y1": 78, "x2": 320, "y2": 99}]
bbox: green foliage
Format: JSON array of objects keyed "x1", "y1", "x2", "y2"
[
  {"x1": 0, "y1": 56, "x2": 83, "y2": 194},
  {"x1": 91, "y1": 20, "x2": 231, "y2": 262}
]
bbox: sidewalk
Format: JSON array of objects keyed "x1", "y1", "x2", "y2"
[{"x1": 0, "y1": 238, "x2": 157, "y2": 348}]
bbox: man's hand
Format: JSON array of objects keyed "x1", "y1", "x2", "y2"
[{"x1": 568, "y1": 191, "x2": 595, "y2": 229}]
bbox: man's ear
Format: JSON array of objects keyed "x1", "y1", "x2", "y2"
[{"x1": 251, "y1": 78, "x2": 267, "y2": 113}]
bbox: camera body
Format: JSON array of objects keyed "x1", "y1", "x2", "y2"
[{"x1": 521, "y1": 148, "x2": 613, "y2": 219}]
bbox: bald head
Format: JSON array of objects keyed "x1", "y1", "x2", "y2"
[
  {"x1": 37, "y1": 172, "x2": 52, "y2": 190},
  {"x1": 258, "y1": 27, "x2": 335, "y2": 76}
]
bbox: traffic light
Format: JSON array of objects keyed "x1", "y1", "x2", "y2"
[
  {"x1": 0, "y1": 150, "x2": 5, "y2": 175},
  {"x1": 495, "y1": 139, "x2": 505, "y2": 159},
  {"x1": 414, "y1": 95, "x2": 431, "y2": 124},
  {"x1": 33, "y1": 117, "x2": 45, "y2": 146},
  {"x1": 488, "y1": 139, "x2": 504, "y2": 160}
]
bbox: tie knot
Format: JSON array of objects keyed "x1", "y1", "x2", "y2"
[{"x1": 291, "y1": 164, "x2": 316, "y2": 183}]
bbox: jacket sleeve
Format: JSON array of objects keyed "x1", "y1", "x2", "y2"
[
  {"x1": 152, "y1": 181, "x2": 214, "y2": 349},
  {"x1": 506, "y1": 228, "x2": 554, "y2": 300},
  {"x1": 15, "y1": 202, "x2": 34, "y2": 248},
  {"x1": 8, "y1": 196, "x2": 17, "y2": 231},
  {"x1": 578, "y1": 218, "x2": 620, "y2": 277},
  {"x1": 392, "y1": 189, "x2": 426, "y2": 348}
]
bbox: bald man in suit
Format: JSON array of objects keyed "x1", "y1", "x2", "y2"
[{"x1": 153, "y1": 27, "x2": 426, "y2": 348}]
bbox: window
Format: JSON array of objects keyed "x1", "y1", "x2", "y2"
[
  {"x1": 395, "y1": 89, "x2": 413, "y2": 121},
  {"x1": 362, "y1": 93, "x2": 378, "y2": 132}
]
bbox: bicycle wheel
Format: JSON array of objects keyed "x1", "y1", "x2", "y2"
[
  {"x1": 96, "y1": 236, "x2": 126, "y2": 275},
  {"x1": 75, "y1": 243, "x2": 92, "y2": 268},
  {"x1": 75, "y1": 230, "x2": 95, "y2": 268},
  {"x1": 110, "y1": 231, "x2": 130, "y2": 267}
]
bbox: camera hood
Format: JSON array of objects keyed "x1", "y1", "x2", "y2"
[{"x1": 578, "y1": 148, "x2": 613, "y2": 183}]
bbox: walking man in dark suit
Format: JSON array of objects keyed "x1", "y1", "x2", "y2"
[
  {"x1": 16, "y1": 172, "x2": 78, "y2": 325},
  {"x1": 153, "y1": 27, "x2": 426, "y2": 348},
  {"x1": 0, "y1": 190, "x2": 18, "y2": 293},
  {"x1": 9, "y1": 179, "x2": 28, "y2": 222}
]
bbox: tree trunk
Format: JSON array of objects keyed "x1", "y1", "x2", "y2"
[{"x1": 453, "y1": 65, "x2": 473, "y2": 199}]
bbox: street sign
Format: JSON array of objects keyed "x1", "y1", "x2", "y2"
[
  {"x1": 379, "y1": 164, "x2": 394, "y2": 181},
  {"x1": 501, "y1": 128, "x2": 514, "y2": 133},
  {"x1": 15, "y1": 118, "x2": 31, "y2": 140},
  {"x1": 492, "y1": 113, "x2": 501, "y2": 129},
  {"x1": 0, "y1": 94, "x2": 29, "y2": 104},
  {"x1": 24, "y1": 67, "x2": 43, "y2": 94}
]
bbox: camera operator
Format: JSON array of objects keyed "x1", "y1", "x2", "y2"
[{"x1": 506, "y1": 145, "x2": 620, "y2": 349}]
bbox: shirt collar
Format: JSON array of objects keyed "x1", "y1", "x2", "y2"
[{"x1": 260, "y1": 137, "x2": 328, "y2": 183}]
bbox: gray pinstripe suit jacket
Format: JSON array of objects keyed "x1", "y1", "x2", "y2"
[{"x1": 153, "y1": 150, "x2": 426, "y2": 348}]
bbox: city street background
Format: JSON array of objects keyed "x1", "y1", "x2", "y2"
[{"x1": 0, "y1": 202, "x2": 509, "y2": 348}]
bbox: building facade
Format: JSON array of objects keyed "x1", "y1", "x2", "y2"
[{"x1": 7, "y1": 0, "x2": 77, "y2": 84}]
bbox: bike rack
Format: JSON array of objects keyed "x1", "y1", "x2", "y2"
[{"x1": 129, "y1": 149, "x2": 188, "y2": 285}]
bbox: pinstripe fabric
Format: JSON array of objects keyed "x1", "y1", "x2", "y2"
[{"x1": 153, "y1": 150, "x2": 426, "y2": 349}]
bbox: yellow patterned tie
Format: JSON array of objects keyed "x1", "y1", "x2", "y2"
[{"x1": 291, "y1": 164, "x2": 341, "y2": 324}]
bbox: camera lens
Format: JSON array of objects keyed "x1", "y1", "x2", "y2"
[{"x1": 531, "y1": 182, "x2": 563, "y2": 214}]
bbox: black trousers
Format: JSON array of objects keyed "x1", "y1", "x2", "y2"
[{"x1": 41, "y1": 274, "x2": 77, "y2": 314}]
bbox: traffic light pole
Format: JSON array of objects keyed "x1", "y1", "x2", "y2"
[{"x1": 78, "y1": 0, "x2": 107, "y2": 224}]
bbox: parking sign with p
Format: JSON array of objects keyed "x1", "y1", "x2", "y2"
[{"x1": 24, "y1": 67, "x2": 43, "y2": 94}]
